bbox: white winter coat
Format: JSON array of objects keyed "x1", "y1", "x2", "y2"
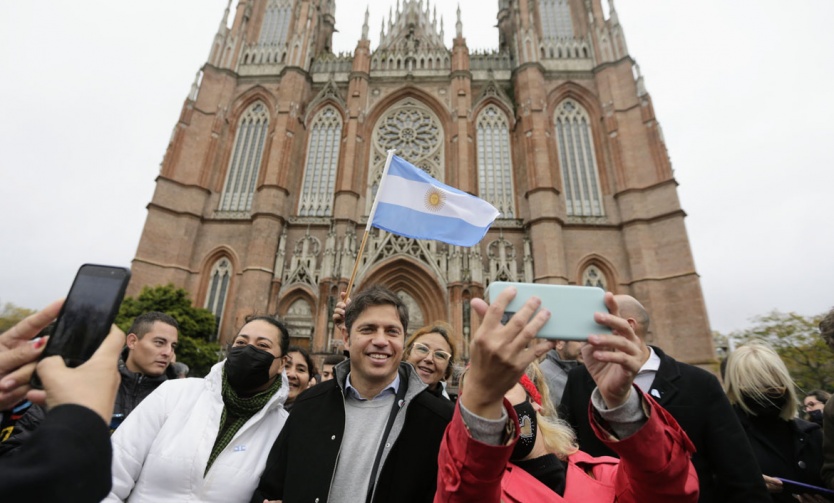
[{"x1": 106, "y1": 361, "x2": 289, "y2": 502}]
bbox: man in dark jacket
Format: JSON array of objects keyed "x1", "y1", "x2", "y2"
[
  {"x1": 251, "y1": 286, "x2": 454, "y2": 503},
  {"x1": 560, "y1": 295, "x2": 770, "y2": 503},
  {"x1": 0, "y1": 311, "x2": 178, "y2": 454}
]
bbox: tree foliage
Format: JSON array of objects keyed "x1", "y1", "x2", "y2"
[
  {"x1": 727, "y1": 310, "x2": 833, "y2": 394},
  {"x1": 116, "y1": 285, "x2": 220, "y2": 377},
  {"x1": 0, "y1": 302, "x2": 37, "y2": 334}
]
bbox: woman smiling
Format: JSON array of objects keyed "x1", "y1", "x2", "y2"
[{"x1": 403, "y1": 322, "x2": 456, "y2": 398}]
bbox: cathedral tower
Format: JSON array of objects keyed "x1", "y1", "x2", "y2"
[{"x1": 131, "y1": 0, "x2": 715, "y2": 367}]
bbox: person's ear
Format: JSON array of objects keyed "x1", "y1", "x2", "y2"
[
  {"x1": 126, "y1": 333, "x2": 139, "y2": 349},
  {"x1": 341, "y1": 324, "x2": 349, "y2": 349}
]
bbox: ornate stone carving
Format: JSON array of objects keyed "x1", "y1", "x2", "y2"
[
  {"x1": 282, "y1": 233, "x2": 321, "y2": 293},
  {"x1": 487, "y1": 236, "x2": 520, "y2": 282}
]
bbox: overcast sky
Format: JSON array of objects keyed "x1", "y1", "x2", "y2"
[{"x1": 1, "y1": 1, "x2": 832, "y2": 334}]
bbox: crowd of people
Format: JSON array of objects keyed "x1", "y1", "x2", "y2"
[{"x1": 1, "y1": 282, "x2": 834, "y2": 503}]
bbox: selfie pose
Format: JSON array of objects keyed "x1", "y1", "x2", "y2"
[
  {"x1": 106, "y1": 315, "x2": 290, "y2": 503},
  {"x1": 435, "y1": 288, "x2": 699, "y2": 503}
]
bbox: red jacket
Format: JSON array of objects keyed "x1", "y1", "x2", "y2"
[{"x1": 435, "y1": 392, "x2": 699, "y2": 503}]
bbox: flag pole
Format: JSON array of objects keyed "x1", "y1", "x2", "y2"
[{"x1": 344, "y1": 149, "x2": 396, "y2": 300}]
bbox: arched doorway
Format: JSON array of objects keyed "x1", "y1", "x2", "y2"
[{"x1": 357, "y1": 257, "x2": 447, "y2": 334}]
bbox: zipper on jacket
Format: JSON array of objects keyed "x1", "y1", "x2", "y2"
[{"x1": 326, "y1": 390, "x2": 348, "y2": 502}]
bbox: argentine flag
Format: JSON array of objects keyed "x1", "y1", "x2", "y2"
[{"x1": 369, "y1": 153, "x2": 500, "y2": 247}]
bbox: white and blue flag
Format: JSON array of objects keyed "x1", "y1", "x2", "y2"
[{"x1": 368, "y1": 152, "x2": 500, "y2": 247}]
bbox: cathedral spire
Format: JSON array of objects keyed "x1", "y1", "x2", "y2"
[
  {"x1": 218, "y1": 0, "x2": 232, "y2": 33},
  {"x1": 634, "y1": 62, "x2": 647, "y2": 96},
  {"x1": 376, "y1": 0, "x2": 448, "y2": 51},
  {"x1": 455, "y1": 4, "x2": 463, "y2": 38},
  {"x1": 188, "y1": 70, "x2": 202, "y2": 101},
  {"x1": 608, "y1": 0, "x2": 620, "y2": 25},
  {"x1": 208, "y1": 0, "x2": 233, "y2": 67},
  {"x1": 361, "y1": 7, "x2": 370, "y2": 41}
]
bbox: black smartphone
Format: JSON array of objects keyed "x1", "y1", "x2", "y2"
[{"x1": 30, "y1": 264, "x2": 131, "y2": 388}]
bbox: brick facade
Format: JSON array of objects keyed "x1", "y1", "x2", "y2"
[{"x1": 130, "y1": 0, "x2": 716, "y2": 367}]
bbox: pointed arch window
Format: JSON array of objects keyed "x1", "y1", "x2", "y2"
[
  {"x1": 260, "y1": 0, "x2": 292, "y2": 46},
  {"x1": 298, "y1": 106, "x2": 342, "y2": 216},
  {"x1": 539, "y1": 0, "x2": 574, "y2": 39},
  {"x1": 554, "y1": 99, "x2": 604, "y2": 216},
  {"x1": 581, "y1": 264, "x2": 607, "y2": 290},
  {"x1": 219, "y1": 102, "x2": 269, "y2": 212},
  {"x1": 476, "y1": 105, "x2": 515, "y2": 218},
  {"x1": 205, "y1": 258, "x2": 232, "y2": 340}
]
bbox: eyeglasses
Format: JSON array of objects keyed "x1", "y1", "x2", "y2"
[
  {"x1": 804, "y1": 401, "x2": 824, "y2": 410},
  {"x1": 411, "y1": 342, "x2": 452, "y2": 363}
]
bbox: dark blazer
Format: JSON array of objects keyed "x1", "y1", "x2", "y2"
[
  {"x1": 735, "y1": 409, "x2": 824, "y2": 503},
  {"x1": 560, "y1": 346, "x2": 771, "y2": 503},
  {"x1": 0, "y1": 404, "x2": 112, "y2": 501},
  {"x1": 251, "y1": 364, "x2": 453, "y2": 503}
]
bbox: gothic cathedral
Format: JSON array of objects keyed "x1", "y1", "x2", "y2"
[{"x1": 129, "y1": 0, "x2": 715, "y2": 366}]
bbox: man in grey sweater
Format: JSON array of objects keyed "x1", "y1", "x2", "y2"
[
  {"x1": 539, "y1": 340, "x2": 583, "y2": 406},
  {"x1": 251, "y1": 286, "x2": 454, "y2": 503}
]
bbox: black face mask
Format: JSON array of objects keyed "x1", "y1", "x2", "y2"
[
  {"x1": 511, "y1": 400, "x2": 538, "y2": 461},
  {"x1": 808, "y1": 409, "x2": 824, "y2": 425},
  {"x1": 742, "y1": 392, "x2": 787, "y2": 418},
  {"x1": 224, "y1": 345, "x2": 280, "y2": 392}
]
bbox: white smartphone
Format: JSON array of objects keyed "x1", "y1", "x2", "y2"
[{"x1": 485, "y1": 282, "x2": 611, "y2": 341}]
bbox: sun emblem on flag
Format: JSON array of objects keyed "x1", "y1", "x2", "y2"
[{"x1": 424, "y1": 187, "x2": 446, "y2": 212}]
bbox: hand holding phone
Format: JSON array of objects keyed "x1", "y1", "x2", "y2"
[
  {"x1": 28, "y1": 323, "x2": 126, "y2": 423},
  {"x1": 30, "y1": 264, "x2": 130, "y2": 389},
  {"x1": 580, "y1": 292, "x2": 647, "y2": 409},
  {"x1": 0, "y1": 300, "x2": 62, "y2": 409}
]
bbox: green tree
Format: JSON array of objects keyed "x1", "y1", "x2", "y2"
[
  {"x1": 727, "y1": 310, "x2": 833, "y2": 394},
  {"x1": 0, "y1": 302, "x2": 36, "y2": 334},
  {"x1": 117, "y1": 285, "x2": 220, "y2": 377}
]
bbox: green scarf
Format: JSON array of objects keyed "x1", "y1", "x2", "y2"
[{"x1": 205, "y1": 367, "x2": 283, "y2": 475}]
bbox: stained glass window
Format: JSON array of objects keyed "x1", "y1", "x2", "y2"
[
  {"x1": 582, "y1": 265, "x2": 607, "y2": 289},
  {"x1": 540, "y1": 0, "x2": 574, "y2": 39},
  {"x1": 299, "y1": 106, "x2": 342, "y2": 216},
  {"x1": 477, "y1": 105, "x2": 515, "y2": 218},
  {"x1": 205, "y1": 258, "x2": 232, "y2": 340},
  {"x1": 219, "y1": 102, "x2": 269, "y2": 212},
  {"x1": 368, "y1": 99, "x2": 444, "y2": 211},
  {"x1": 555, "y1": 99, "x2": 604, "y2": 216},
  {"x1": 260, "y1": 0, "x2": 292, "y2": 45}
]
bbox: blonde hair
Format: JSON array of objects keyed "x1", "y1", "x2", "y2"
[
  {"x1": 724, "y1": 340, "x2": 798, "y2": 421},
  {"x1": 404, "y1": 321, "x2": 457, "y2": 380},
  {"x1": 525, "y1": 362, "x2": 578, "y2": 458}
]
